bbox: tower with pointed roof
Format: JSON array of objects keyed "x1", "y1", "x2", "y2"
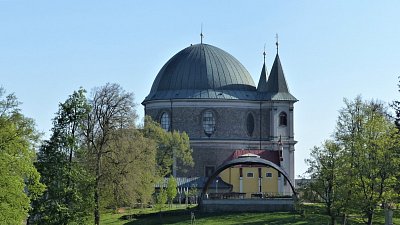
[
  {"x1": 143, "y1": 37, "x2": 297, "y2": 195},
  {"x1": 256, "y1": 44, "x2": 297, "y2": 193}
]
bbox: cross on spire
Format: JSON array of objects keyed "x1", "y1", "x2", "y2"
[
  {"x1": 275, "y1": 33, "x2": 279, "y2": 54},
  {"x1": 263, "y1": 43, "x2": 266, "y2": 64},
  {"x1": 200, "y1": 24, "x2": 204, "y2": 44}
]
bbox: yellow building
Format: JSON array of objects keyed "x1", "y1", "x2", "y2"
[{"x1": 218, "y1": 150, "x2": 282, "y2": 198}]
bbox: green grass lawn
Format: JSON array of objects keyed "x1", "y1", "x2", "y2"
[{"x1": 101, "y1": 204, "x2": 399, "y2": 225}]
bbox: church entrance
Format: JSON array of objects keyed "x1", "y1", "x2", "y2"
[{"x1": 199, "y1": 156, "x2": 297, "y2": 212}]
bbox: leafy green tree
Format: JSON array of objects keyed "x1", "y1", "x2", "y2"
[
  {"x1": 154, "y1": 188, "x2": 167, "y2": 213},
  {"x1": 306, "y1": 140, "x2": 346, "y2": 225},
  {"x1": 307, "y1": 97, "x2": 400, "y2": 225},
  {"x1": 166, "y1": 176, "x2": 177, "y2": 208},
  {"x1": 188, "y1": 184, "x2": 198, "y2": 205},
  {"x1": 143, "y1": 116, "x2": 193, "y2": 177},
  {"x1": 335, "y1": 97, "x2": 400, "y2": 225},
  {"x1": 31, "y1": 88, "x2": 93, "y2": 224},
  {"x1": 0, "y1": 88, "x2": 45, "y2": 224},
  {"x1": 170, "y1": 131, "x2": 193, "y2": 175},
  {"x1": 100, "y1": 128, "x2": 156, "y2": 209},
  {"x1": 83, "y1": 83, "x2": 136, "y2": 225}
]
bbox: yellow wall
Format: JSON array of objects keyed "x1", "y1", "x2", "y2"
[{"x1": 219, "y1": 167, "x2": 278, "y2": 198}]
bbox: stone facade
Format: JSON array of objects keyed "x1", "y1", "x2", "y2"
[{"x1": 145, "y1": 99, "x2": 296, "y2": 189}]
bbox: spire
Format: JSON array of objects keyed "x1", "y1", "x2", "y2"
[
  {"x1": 257, "y1": 48, "x2": 268, "y2": 92},
  {"x1": 260, "y1": 38, "x2": 297, "y2": 101},
  {"x1": 267, "y1": 54, "x2": 289, "y2": 93}
]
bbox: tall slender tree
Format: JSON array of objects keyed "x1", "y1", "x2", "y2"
[
  {"x1": 306, "y1": 141, "x2": 344, "y2": 225},
  {"x1": 83, "y1": 83, "x2": 136, "y2": 225},
  {"x1": 166, "y1": 176, "x2": 177, "y2": 208},
  {"x1": 31, "y1": 88, "x2": 93, "y2": 224}
]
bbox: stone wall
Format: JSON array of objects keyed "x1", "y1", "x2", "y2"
[
  {"x1": 146, "y1": 106, "x2": 269, "y2": 140},
  {"x1": 201, "y1": 198, "x2": 295, "y2": 212}
]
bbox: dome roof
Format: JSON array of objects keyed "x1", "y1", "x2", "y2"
[{"x1": 144, "y1": 44, "x2": 256, "y2": 102}]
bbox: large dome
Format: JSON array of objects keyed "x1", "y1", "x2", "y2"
[{"x1": 144, "y1": 44, "x2": 257, "y2": 102}]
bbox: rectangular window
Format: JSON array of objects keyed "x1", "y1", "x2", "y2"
[
  {"x1": 246, "y1": 172, "x2": 254, "y2": 178},
  {"x1": 266, "y1": 172, "x2": 273, "y2": 178}
]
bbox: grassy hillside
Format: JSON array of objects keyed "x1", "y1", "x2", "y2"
[{"x1": 101, "y1": 204, "x2": 399, "y2": 225}]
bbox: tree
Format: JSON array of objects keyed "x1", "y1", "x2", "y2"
[
  {"x1": 83, "y1": 83, "x2": 136, "y2": 225},
  {"x1": 143, "y1": 116, "x2": 193, "y2": 177},
  {"x1": 31, "y1": 88, "x2": 93, "y2": 224},
  {"x1": 188, "y1": 184, "x2": 198, "y2": 205},
  {"x1": 166, "y1": 176, "x2": 177, "y2": 208},
  {"x1": 306, "y1": 140, "x2": 346, "y2": 225},
  {"x1": 154, "y1": 188, "x2": 167, "y2": 213},
  {"x1": 100, "y1": 128, "x2": 156, "y2": 209},
  {"x1": 307, "y1": 97, "x2": 400, "y2": 225},
  {"x1": 0, "y1": 88, "x2": 45, "y2": 224},
  {"x1": 335, "y1": 97, "x2": 400, "y2": 225}
]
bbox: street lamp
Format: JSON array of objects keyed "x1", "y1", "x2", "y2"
[{"x1": 216, "y1": 179, "x2": 219, "y2": 193}]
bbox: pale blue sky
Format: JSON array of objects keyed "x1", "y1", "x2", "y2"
[{"x1": 1, "y1": 1, "x2": 399, "y2": 177}]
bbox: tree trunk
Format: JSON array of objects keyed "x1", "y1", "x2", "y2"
[
  {"x1": 385, "y1": 208, "x2": 393, "y2": 225},
  {"x1": 94, "y1": 190, "x2": 100, "y2": 225},
  {"x1": 366, "y1": 212, "x2": 373, "y2": 225},
  {"x1": 342, "y1": 214, "x2": 347, "y2": 225},
  {"x1": 94, "y1": 153, "x2": 101, "y2": 225},
  {"x1": 330, "y1": 216, "x2": 336, "y2": 225},
  {"x1": 327, "y1": 205, "x2": 335, "y2": 225}
]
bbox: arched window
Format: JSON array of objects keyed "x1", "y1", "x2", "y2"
[
  {"x1": 246, "y1": 113, "x2": 254, "y2": 136},
  {"x1": 160, "y1": 112, "x2": 170, "y2": 131},
  {"x1": 203, "y1": 111, "x2": 215, "y2": 137},
  {"x1": 279, "y1": 112, "x2": 287, "y2": 126}
]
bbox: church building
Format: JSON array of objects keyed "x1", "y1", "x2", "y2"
[{"x1": 142, "y1": 38, "x2": 297, "y2": 194}]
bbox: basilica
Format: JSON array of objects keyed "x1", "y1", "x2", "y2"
[{"x1": 142, "y1": 39, "x2": 297, "y2": 194}]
